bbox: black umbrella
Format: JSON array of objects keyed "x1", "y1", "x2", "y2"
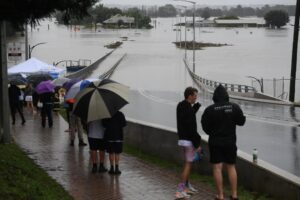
[
  {"x1": 8, "y1": 73, "x2": 28, "y2": 85},
  {"x1": 73, "y1": 80, "x2": 129, "y2": 122},
  {"x1": 27, "y1": 74, "x2": 53, "y2": 87}
]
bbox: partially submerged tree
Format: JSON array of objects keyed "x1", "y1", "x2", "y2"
[{"x1": 264, "y1": 10, "x2": 289, "y2": 28}]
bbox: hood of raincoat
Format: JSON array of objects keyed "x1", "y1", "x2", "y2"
[{"x1": 212, "y1": 85, "x2": 229, "y2": 103}]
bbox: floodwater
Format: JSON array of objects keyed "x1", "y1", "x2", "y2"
[{"x1": 9, "y1": 18, "x2": 300, "y2": 177}]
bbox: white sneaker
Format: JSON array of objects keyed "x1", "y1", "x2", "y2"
[
  {"x1": 186, "y1": 182, "x2": 198, "y2": 193},
  {"x1": 175, "y1": 191, "x2": 191, "y2": 199}
]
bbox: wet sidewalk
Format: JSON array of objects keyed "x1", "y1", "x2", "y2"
[{"x1": 12, "y1": 112, "x2": 216, "y2": 200}]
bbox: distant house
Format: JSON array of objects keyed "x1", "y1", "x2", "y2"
[
  {"x1": 103, "y1": 14, "x2": 135, "y2": 27},
  {"x1": 214, "y1": 19, "x2": 265, "y2": 27}
]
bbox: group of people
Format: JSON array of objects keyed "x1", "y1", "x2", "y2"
[
  {"x1": 8, "y1": 82, "x2": 64, "y2": 128},
  {"x1": 176, "y1": 85, "x2": 246, "y2": 200}
]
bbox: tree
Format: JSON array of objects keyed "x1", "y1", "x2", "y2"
[
  {"x1": 201, "y1": 8, "x2": 211, "y2": 19},
  {"x1": 0, "y1": 0, "x2": 97, "y2": 143},
  {"x1": 264, "y1": 10, "x2": 289, "y2": 28},
  {"x1": 0, "y1": 0, "x2": 98, "y2": 25},
  {"x1": 158, "y1": 4, "x2": 177, "y2": 17}
]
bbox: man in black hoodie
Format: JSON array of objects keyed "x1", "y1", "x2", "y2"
[
  {"x1": 201, "y1": 85, "x2": 246, "y2": 200},
  {"x1": 175, "y1": 87, "x2": 201, "y2": 199}
]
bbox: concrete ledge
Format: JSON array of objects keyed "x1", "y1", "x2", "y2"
[{"x1": 125, "y1": 118, "x2": 300, "y2": 200}]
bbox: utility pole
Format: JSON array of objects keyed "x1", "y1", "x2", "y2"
[
  {"x1": 0, "y1": 21, "x2": 11, "y2": 143},
  {"x1": 289, "y1": 0, "x2": 300, "y2": 102},
  {"x1": 25, "y1": 24, "x2": 29, "y2": 60}
]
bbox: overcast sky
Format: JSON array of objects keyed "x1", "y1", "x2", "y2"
[{"x1": 101, "y1": 0, "x2": 296, "y2": 6}]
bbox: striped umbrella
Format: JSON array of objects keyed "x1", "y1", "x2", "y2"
[{"x1": 73, "y1": 80, "x2": 129, "y2": 122}]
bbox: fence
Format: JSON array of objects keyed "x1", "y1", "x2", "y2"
[
  {"x1": 251, "y1": 78, "x2": 300, "y2": 101},
  {"x1": 184, "y1": 59, "x2": 257, "y2": 97}
]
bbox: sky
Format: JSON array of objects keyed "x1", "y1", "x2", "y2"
[{"x1": 101, "y1": 0, "x2": 296, "y2": 6}]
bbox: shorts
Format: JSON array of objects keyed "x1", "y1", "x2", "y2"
[
  {"x1": 88, "y1": 138, "x2": 106, "y2": 151},
  {"x1": 182, "y1": 146, "x2": 196, "y2": 162},
  {"x1": 106, "y1": 142, "x2": 123, "y2": 154},
  {"x1": 209, "y1": 145, "x2": 237, "y2": 164},
  {"x1": 25, "y1": 96, "x2": 33, "y2": 102}
]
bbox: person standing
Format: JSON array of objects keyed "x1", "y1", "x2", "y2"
[
  {"x1": 102, "y1": 111, "x2": 126, "y2": 175},
  {"x1": 8, "y1": 84, "x2": 26, "y2": 125},
  {"x1": 201, "y1": 85, "x2": 246, "y2": 200},
  {"x1": 24, "y1": 83, "x2": 34, "y2": 114},
  {"x1": 175, "y1": 87, "x2": 201, "y2": 199},
  {"x1": 39, "y1": 92, "x2": 54, "y2": 128},
  {"x1": 88, "y1": 119, "x2": 107, "y2": 173},
  {"x1": 67, "y1": 98, "x2": 87, "y2": 146}
]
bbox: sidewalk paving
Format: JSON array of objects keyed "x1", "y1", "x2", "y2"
[{"x1": 12, "y1": 112, "x2": 216, "y2": 200}]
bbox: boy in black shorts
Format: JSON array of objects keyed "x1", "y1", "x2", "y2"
[
  {"x1": 103, "y1": 111, "x2": 126, "y2": 175},
  {"x1": 201, "y1": 85, "x2": 246, "y2": 200}
]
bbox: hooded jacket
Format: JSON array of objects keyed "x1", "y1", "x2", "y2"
[
  {"x1": 102, "y1": 111, "x2": 126, "y2": 142},
  {"x1": 201, "y1": 85, "x2": 246, "y2": 146},
  {"x1": 177, "y1": 100, "x2": 201, "y2": 148},
  {"x1": 8, "y1": 84, "x2": 21, "y2": 105}
]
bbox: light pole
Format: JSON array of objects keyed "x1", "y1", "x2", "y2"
[
  {"x1": 174, "y1": 0, "x2": 196, "y2": 73},
  {"x1": 29, "y1": 42, "x2": 46, "y2": 59},
  {"x1": 289, "y1": 0, "x2": 300, "y2": 102},
  {"x1": 176, "y1": 5, "x2": 188, "y2": 60}
]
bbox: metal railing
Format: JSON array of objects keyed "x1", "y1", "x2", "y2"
[{"x1": 184, "y1": 59, "x2": 257, "y2": 94}]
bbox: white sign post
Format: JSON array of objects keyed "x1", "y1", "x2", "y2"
[{"x1": 7, "y1": 42, "x2": 22, "y2": 62}]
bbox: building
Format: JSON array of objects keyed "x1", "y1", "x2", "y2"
[{"x1": 103, "y1": 14, "x2": 135, "y2": 27}]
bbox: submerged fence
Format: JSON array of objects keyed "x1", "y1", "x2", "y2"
[{"x1": 251, "y1": 78, "x2": 300, "y2": 101}]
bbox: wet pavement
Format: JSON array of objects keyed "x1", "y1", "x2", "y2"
[{"x1": 12, "y1": 112, "x2": 216, "y2": 200}]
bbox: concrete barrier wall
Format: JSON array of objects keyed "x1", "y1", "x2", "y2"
[{"x1": 124, "y1": 119, "x2": 300, "y2": 200}]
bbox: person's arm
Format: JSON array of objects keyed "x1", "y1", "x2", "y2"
[
  {"x1": 192, "y1": 102, "x2": 201, "y2": 113},
  {"x1": 201, "y1": 108, "x2": 213, "y2": 135},
  {"x1": 233, "y1": 104, "x2": 246, "y2": 126}
]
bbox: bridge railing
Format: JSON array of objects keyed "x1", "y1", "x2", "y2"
[{"x1": 184, "y1": 59, "x2": 257, "y2": 94}]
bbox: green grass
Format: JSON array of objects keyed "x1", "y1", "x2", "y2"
[
  {"x1": 124, "y1": 144, "x2": 272, "y2": 200},
  {"x1": 0, "y1": 143, "x2": 73, "y2": 200},
  {"x1": 294, "y1": 102, "x2": 300, "y2": 107}
]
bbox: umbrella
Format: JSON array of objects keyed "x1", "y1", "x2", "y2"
[
  {"x1": 73, "y1": 79, "x2": 129, "y2": 122},
  {"x1": 27, "y1": 74, "x2": 53, "y2": 87},
  {"x1": 65, "y1": 78, "x2": 99, "y2": 100},
  {"x1": 62, "y1": 78, "x2": 80, "y2": 91},
  {"x1": 52, "y1": 77, "x2": 70, "y2": 87},
  {"x1": 8, "y1": 73, "x2": 28, "y2": 85},
  {"x1": 35, "y1": 80, "x2": 55, "y2": 94}
]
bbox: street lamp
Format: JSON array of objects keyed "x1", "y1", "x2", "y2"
[
  {"x1": 29, "y1": 42, "x2": 46, "y2": 58},
  {"x1": 173, "y1": 0, "x2": 196, "y2": 73},
  {"x1": 246, "y1": 76, "x2": 264, "y2": 93},
  {"x1": 175, "y1": 5, "x2": 188, "y2": 60}
]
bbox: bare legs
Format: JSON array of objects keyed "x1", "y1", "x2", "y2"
[{"x1": 212, "y1": 163, "x2": 238, "y2": 199}]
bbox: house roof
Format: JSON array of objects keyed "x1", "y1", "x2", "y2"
[
  {"x1": 103, "y1": 14, "x2": 135, "y2": 24},
  {"x1": 215, "y1": 19, "x2": 265, "y2": 25}
]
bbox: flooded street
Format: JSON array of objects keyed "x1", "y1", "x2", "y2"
[{"x1": 10, "y1": 18, "x2": 300, "y2": 177}]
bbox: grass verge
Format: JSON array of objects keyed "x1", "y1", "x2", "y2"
[
  {"x1": 124, "y1": 144, "x2": 272, "y2": 200},
  {"x1": 0, "y1": 143, "x2": 73, "y2": 200}
]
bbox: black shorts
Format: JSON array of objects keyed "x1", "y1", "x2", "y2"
[
  {"x1": 106, "y1": 142, "x2": 123, "y2": 154},
  {"x1": 209, "y1": 145, "x2": 237, "y2": 164},
  {"x1": 88, "y1": 138, "x2": 106, "y2": 151}
]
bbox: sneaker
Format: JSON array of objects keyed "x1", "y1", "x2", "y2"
[
  {"x1": 78, "y1": 140, "x2": 87, "y2": 146},
  {"x1": 175, "y1": 191, "x2": 191, "y2": 199},
  {"x1": 186, "y1": 182, "x2": 198, "y2": 193},
  {"x1": 92, "y1": 164, "x2": 97, "y2": 173},
  {"x1": 114, "y1": 169, "x2": 122, "y2": 175},
  {"x1": 98, "y1": 166, "x2": 107, "y2": 173},
  {"x1": 108, "y1": 168, "x2": 115, "y2": 175},
  {"x1": 230, "y1": 196, "x2": 239, "y2": 200}
]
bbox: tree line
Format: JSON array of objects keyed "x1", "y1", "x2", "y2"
[
  {"x1": 56, "y1": 4, "x2": 152, "y2": 29},
  {"x1": 145, "y1": 4, "x2": 296, "y2": 18}
]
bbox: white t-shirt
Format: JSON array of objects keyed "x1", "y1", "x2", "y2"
[{"x1": 88, "y1": 120, "x2": 105, "y2": 139}]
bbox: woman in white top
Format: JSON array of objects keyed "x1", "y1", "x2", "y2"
[{"x1": 88, "y1": 119, "x2": 107, "y2": 173}]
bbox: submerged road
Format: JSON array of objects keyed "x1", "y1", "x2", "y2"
[{"x1": 89, "y1": 51, "x2": 300, "y2": 178}]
